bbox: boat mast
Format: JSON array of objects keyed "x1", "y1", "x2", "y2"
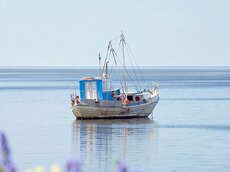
[
  {"x1": 120, "y1": 33, "x2": 128, "y2": 97},
  {"x1": 121, "y1": 33, "x2": 125, "y2": 67},
  {"x1": 105, "y1": 61, "x2": 109, "y2": 77},
  {"x1": 102, "y1": 41, "x2": 111, "y2": 77}
]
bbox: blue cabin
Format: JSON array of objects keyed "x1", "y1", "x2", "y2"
[{"x1": 79, "y1": 76, "x2": 120, "y2": 101}]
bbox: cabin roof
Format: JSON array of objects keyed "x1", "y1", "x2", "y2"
[
  {"x1": 80, "y1": 76, "x2": 96, "y2": 81},
  {"x1": 80, "y1": 76, "x2": 110, "y2": 81}
]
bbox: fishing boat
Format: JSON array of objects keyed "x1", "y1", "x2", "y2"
[{"x1": 71, "y1": 33, "x2": 159, "y2": 119}]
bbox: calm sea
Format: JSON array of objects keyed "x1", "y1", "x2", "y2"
[{"x1": 1, "y1": 67, "x2": 230, "y2": 172}]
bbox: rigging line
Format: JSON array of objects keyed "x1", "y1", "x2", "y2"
[
  {"x1": 101, "y1": 34, "x2": 120, "y2": 75},
  {"x1": 126, "y1": 42, "x2": 147, "y2": 89},
  {"x1": 113, "y1": 50, "x2": 139, "y2": 92},
  {"x1": 111, "y1": 48, "x2": 124, "y2": 82},
  {"x1": 116, "y1": 39, "x2": 122, "y2": 56},
  {"x1": 123, "y1": 66, "x2": 138, "y2": 92},
  {"x1": 109, "y1": 45, "x2": 127, "y2": 96},
  {"x1": 102, "y1": 41, "x2": 111, "y2": 75},
  {"x1": 112, "y1": 50, "x2": 124, "y2": 77},
  {"x1": 111, "y1": 49, "x2": 123, "y2": 94},
  {"x1": 110, "y1": 35, "x2": 139, "y2": 93},
  {"x1": 117, "y1": 35, "x2": 140, "y2": 91},
  {"x1": 112, "y1": 50, "x2": 126, "y2": 98},
  {"x1": 108, "y1": 46, "x2": 112, "y2": 64},
  {"x1": 126, "y1": 42, "x2": 145, "y2": 81},
  {"x1": 111, "y1": 47, "x2": 118, "y2": 67},
  {"x1": 120, "y1": 34, "x2": 142, "y2": 90},
  {"x1": 108, "y1": 61, "x2": 115, "y2": 78},
  {"x1": 108, "y1": 49, "x2": 116, "y2": 78},
  {"x1": 108, "y1": 44, "x2": 118, "y2": 78},
  {"x1": 110, "y1": 36, "x2": 120, "y2": 43},
  {"x1": 124, "y1": 44, "x2": 142, "y2": 91},
  {"x1": 114, "y1": 38, "x2": 140, "y2": 90}
]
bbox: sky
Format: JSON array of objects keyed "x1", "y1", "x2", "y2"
[{"x1": 0, "y1": 0, "x2": 230, "y2": 67}]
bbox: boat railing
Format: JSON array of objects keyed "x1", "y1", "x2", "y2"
[
  {"x1": 152, "y1": 83, "x2": 159, "y2": 96},
  {"x1": 70, "y1": 92, "x2": 80, "y2": 106},
  {"x1": 124, "y1": 82, "x2": 158, "y2": 95},
  {"x1": 70, "y1": 82, "x2": 158, "y2": 106},
  {"x1": 144, "y1": 82, "x2": 159, "y2": 96}
]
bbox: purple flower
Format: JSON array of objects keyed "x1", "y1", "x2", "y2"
[
  {"x1": 134, "y1": 169, "x2": 143, "y2": 172},
  {"x1": 6, "y1": 162, "x2": 16, "y2": 172},
  {"x1": 117, "y1": 161, "x2": 128, "y2": 172},
  {"x1": 65, "y1": 158, "x2": 81, "y2": 172},
  {"x1": 0, "y1": 131, "x2": 11, "y2": 163},
  {"x1": 0, "y1": 131, "x2": 16, "y2": 172}
]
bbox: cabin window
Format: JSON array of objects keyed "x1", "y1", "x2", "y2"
[
  {"x1": 103, "y1": 80, "x2": 112, "y2": 90},
  {"x1": 85, "y1": 81, "x2": 97, "y2": 99},
  {"x1": 127, "y1": 95, "x2": 133, "y2": 101}
]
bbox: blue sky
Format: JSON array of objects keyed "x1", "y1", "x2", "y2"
[{"x1": 0, "y1": 0, "x2": 229, "y2": 66}]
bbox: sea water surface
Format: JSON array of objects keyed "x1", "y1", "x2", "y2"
[{"x1": 0, "y1": 67, "x2": 230, "y2": 172}]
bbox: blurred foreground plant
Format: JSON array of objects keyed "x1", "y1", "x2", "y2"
[
  {"x1": 0, "y1": 131, "x2": 16, "y2": 172},
  {"x1": 1, "y1": 130, "x2": 145, "y2": 172},
  {"x1": 65, "y1": 158, "x2": 82, "y2": 172}
]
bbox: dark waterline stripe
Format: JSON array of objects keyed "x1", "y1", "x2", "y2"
[
  {"x1": 81, "y1": 120, "x2": 230, "y2": 132},
  {"x1": 0, "y1": 86, "x2": 76, "y2": 90},
  {"x1": 161, "y1": 98, "x2": 230, "y2": 101},
  {"x1": 109, "y1": 123, "x2": 230, "y2": 131},
  {"x1": 157, "y1": 124, "x2": 230, "y2": 131}
]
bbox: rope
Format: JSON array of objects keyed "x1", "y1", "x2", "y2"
[
  {"x1": 126, "y1": 42, "x2": 147, "y2": 89},
  {"x1": 102, "y1": 33, "x2": 148, "y2": 97},
  {"x1": 124, "y1": 44, "x2": 142, "y2": 91},
  {"x1": 112, "y1": 50, "x2": 138, "y2": 92}
]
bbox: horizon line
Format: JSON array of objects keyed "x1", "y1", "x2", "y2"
[{"x1": 0, "y1": 65, "x2": 230, "y2": 69}]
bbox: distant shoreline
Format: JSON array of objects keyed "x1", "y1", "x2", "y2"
[{"x1": 0, "y1": 66, "x2": 230, "y2": 70}]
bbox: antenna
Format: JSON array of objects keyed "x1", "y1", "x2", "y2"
[{"x1": 99, "y1": 53, "x2": 102, "y2": 76}]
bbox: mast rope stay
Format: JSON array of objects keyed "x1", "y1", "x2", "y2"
[
  {"x1": 101, "y1": 33, "x2": 147, "y2": 96},
  {"x1": 124, "y1": 42, "x2": 142, "y2": 91},
  {"x1": 117, "y1": 34, "x2": 143, "y2": 92},
  {"x1": 126, "y1": 42, "x2": 147, "y2": 89},
  {"x1": 110, "y1": 44, "x2": 139, "y2": 93}
]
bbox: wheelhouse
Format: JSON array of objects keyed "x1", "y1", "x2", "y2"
[{"x1": 79, "y1": 76, "x2": 120, "y2": 102}]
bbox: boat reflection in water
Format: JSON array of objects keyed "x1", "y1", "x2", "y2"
[{"x1": 72, "y1": 118, "x2": 159, "y2": 172}]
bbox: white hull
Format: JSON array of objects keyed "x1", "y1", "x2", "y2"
[{"x1": 72, "y1": 95, "x2": 159, "y2": 119}]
